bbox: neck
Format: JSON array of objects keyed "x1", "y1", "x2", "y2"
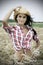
[{"x1": 19, "y1": 24, "x2": 26, "y2": 28}]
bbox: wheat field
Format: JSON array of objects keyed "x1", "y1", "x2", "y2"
[{"x1": 0, "y1": 23, "x2": 43, "y2": 65}]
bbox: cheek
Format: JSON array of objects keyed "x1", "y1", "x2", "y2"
[
  {"x1": 16, "y1": 18, "x2": 19, "y2": 22},
  {"x1": 17, "y1": 17, "x2": 20, "y2": 22},
  {"x1": 23, "y1": 18, "x2": 27, "y2": 22}
]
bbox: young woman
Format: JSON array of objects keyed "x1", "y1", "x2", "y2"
[{"x1": 2, "y1": 6, "x2": 40, "y2": 61}]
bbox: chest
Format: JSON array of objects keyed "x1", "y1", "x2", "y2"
[
  {"x1": 11, "y1": 27, "x2": 33, "y2": 41},
  {"x1": 22, "y1": 28, "x2": 29, "y2": 36}
]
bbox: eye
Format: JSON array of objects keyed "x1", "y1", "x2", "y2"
[
  {"x1": 23, "y1": 16, "x2": 26, "y2": 18},
  {"x1": 19, "y1": 16, "x2": 22, "y2": 18}
]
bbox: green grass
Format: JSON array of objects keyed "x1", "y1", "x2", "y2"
[
  {"x1": 0, "y1": 23, "x2": 2, "y2": 27},
  {"x1": 32, "y1": 22, "x2": 43, "y2": 28},
  {"x1": 0, "y1": 22, "x2": 43, "y2": 28},
  {"x1": 0, "y1": 20, "x2": 43, "y2": 28}
]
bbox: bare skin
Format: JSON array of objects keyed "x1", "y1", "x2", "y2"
[{"x1": 2, "y1": 9, "x2": 14, "y2": 27}]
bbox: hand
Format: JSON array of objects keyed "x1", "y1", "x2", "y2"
[{"x1": 32, "y1": 48, "x2": 40, "y2": 57}]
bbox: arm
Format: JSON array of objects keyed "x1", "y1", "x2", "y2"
[
  {"x1": 35, "y1": 37, "x2": 40, "y2": 49},
  {"x1": 3, "y1": 9, "x2": 14, "y2": 21},
  {"x1": 32, "y1": 29, "x2": 40, "y2": 49},
  {"x1": 2, "y1": 9, "x2": 14, "y2": 33},
  {"x1": 2, "y1": 9, "x2": 14, "y2": 27}
]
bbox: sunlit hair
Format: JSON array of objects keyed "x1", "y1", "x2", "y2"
[{"x1": 15, "y1": 14, "x2": 33, "y2": 27}]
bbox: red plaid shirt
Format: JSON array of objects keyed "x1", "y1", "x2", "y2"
[{"x1": 3, "y1": 25, "x2": 39, "y2": 51}]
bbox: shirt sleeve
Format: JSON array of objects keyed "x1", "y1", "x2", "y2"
[
  {"x1": 3, "y1": 24, "x2": 12, "y2": 34},
  {"x1": 32, "y1": 28, "x2": 39, "y2": 43}
]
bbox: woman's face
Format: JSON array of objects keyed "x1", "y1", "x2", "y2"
[{"x1": 16, "y1": 14, "x2": 27, "y2": 25}]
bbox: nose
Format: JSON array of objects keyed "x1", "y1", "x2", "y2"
[{"x1": 20, "y1": 17, "x2": 24, "y2": 21}]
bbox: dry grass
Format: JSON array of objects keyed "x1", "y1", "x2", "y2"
[{"x1": 0, "y1": 27, "x2": 43, "y2": 65}]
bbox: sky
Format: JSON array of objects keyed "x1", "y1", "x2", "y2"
[{"x1": 0, "y1": 0, "x2": 43, "y2": 22}]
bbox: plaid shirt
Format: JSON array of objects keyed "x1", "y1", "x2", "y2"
[{"x1": 3, "y1": 25, "x2": 39, "y2": 51}]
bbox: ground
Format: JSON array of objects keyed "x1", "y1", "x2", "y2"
[{"x1": 0, "y1": 22, "x2": 43, "y2": 65}]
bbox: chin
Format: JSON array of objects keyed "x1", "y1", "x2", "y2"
[{"x1": 19, "y1": 23, "x2": 24, "y2": 25}]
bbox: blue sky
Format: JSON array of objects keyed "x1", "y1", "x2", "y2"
[{"x1": 0, "y1": 0, "x2": 43, "y2": 22}]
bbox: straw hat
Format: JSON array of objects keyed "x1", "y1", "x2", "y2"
[{"x1": 14, "y1": 6, "x2": 30, "y2": 19}]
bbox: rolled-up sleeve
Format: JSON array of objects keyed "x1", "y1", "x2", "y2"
[{"x1": 3, "y1": 25, "x2": 12, "y2": 34}]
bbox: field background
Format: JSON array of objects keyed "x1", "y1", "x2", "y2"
[{"x1": 0, "y1": 20, "x2": 43, "y2": 65}]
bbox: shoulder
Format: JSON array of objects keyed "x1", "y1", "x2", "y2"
[
  {"x1": 12, "y1": 25, "x2": 20, "y2": 30},
  {"x1": 26, "y1": 25, "x2": 32, "y2": 30}
]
